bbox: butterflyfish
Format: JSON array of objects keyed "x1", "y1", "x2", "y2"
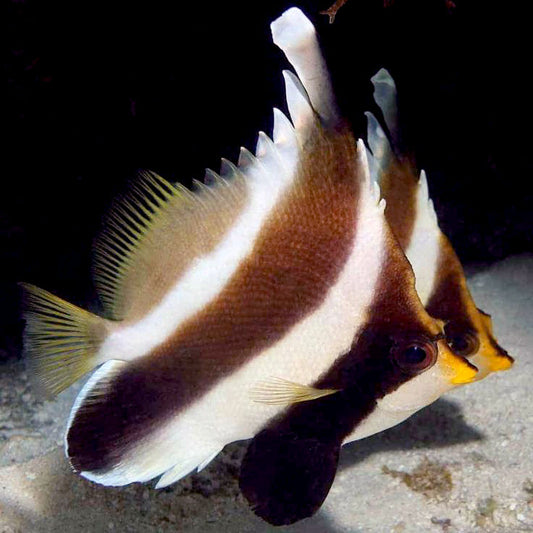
[
  {"x1": 21, "y1": 8, "x2": 477, "y2": 526},
  {"x1": 365, "y1": 68, "x2": 513, "y2": 380}
]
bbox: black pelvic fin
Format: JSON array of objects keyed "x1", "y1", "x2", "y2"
[{"x1": 239, "y1": 428, "x2": 340, "y2": 525}]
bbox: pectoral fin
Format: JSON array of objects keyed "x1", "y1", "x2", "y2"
[
  {"x1": 250, "y1": 377, "x2": 340, "y2": 405},
  {"x1": 239, "y1": 428, "x2": 340, "y2": 525}
]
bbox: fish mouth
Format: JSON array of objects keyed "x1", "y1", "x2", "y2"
[{"x1": 437, "y1": 339, "x2": 478, "y2": 385}]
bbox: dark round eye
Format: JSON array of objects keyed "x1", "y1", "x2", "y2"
[
  {"x1": 391, "y1": 340, "x2": 437, "y2": 374},
  {"x1": 444, "y1": 325, "x2": 480, "y2": 357}
]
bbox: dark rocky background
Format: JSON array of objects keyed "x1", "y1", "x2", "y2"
[{"x1": 3, "y1": 0, "x2": 532, "y2": 362}]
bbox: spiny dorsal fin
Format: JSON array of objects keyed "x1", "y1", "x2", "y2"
[
  {"x1": 250, "y1": 377, "x2": 340, "y2": 405},
  {"x1": 365, "y1": 110, "x2": 394, "y2": 177},
  {"x1": 418, "y1": 169, "x2": 439, "y2": 225},
  {"x1": 370, "y1": 68, "x2": 400, "y2": 149},
  {"x1": 272, "y1": 7, "x2": 340, "y2": 128},
  {"x1": 282, "y1": 69, "x2": 316, "y2": 134}
]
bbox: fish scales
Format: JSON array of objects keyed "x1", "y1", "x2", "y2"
[{"x1": 67, "y1": 123, "x2": 363, "y2": 478}]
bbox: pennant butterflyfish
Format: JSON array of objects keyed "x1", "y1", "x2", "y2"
[
  {"x1": 365, "y1": 68, "x2": 513, "y2": 380},
  {"x1": 21, "y1": 8, "x2": 477, "y2": 526}
]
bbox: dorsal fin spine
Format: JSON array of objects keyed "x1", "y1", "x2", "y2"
[
  {"x1": 192, "y1": 178, "x2": 208, "y2": 192},
  {"x1": 238, "y1": 147, "x2": 257, "y2": 170},
  {"x1": 271, "y1": 7, "x2": 339, "y2": 126},
  {"x1": 365, "y1": 111, "x2": 394, "y2": 175},
  {"x1": 282, "y1": 69, "x2": 315, "y2": 132},
  {"x1": 255, "y1": 131, "x2": 268, "y2": 157},
  {"x1": 370, "y1": 68, "x2": 400, "y2": 149},
  {"x1": 255, "y1": 131, "x2": 288, "y2": 184},
  {"x1": 272, "y1": 108, "x2": 298, "y2": 176},
  {"x1": 419, "y1": 169, "x2": 429, "y2": 199},
  {"x1": 219, "y1": 157, "x2": 240, "y2": 179},
  {"x1": 272, "y1": 107, "x2": 294, "y2": 145},
  {"x1": 419, "y1": 170, "x2": 439, "y2": 225}
]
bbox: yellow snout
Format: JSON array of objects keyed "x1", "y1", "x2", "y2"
[
  {"x1": 487, "y1": 351, "x2": 514, "y2": 372},
  {"x1": 438, "y1": 339, "x2": 478, "y2": 385},
  {"x1": 474, "y1": 345, "x2": 514, "y2": 376}
]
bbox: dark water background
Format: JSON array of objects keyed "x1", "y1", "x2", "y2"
[{"x1": 3, "y1": 0, "x2": 531, "y2": 361}]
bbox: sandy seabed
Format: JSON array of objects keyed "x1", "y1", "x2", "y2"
[{"x1": 1, "y1": 255, "x2": 532, "y2": 533}]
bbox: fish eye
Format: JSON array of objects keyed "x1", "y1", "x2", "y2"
[
  {"x1": 444, "y1": 324, "x2": 480, "y2": 357},
  {"x1": 391, "y1": 339, "x2": 437, "y2": 374}
]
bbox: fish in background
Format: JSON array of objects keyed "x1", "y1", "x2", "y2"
[
  {"x1": 365, "y1": 68, "x2": 513, "y2": 379},
  {"x1": 20, "y1": 7, "x2": 478, "y2": 526}
]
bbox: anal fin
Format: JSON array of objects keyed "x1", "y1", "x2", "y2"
[
  {"x1": 65, "y1": 355, "x2": 227, "y2": 488},
  {"x1": 197, "y1": 447, "x2": 224, "y2": 473},
  {"x1": 154, "y1": 445, "x2": 224, "y2": 489}
]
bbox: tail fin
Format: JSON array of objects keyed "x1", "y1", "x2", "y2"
[{"x1": 20, "y1": 283, "x2": 110, "y2": 397}]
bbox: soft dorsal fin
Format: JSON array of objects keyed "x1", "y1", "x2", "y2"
[
  {"x1": 93, "y1": 98, "x2": 304, "y2": 325},
  {"x1": 93, "y1": 169, "x2": 247, "y2": 321}
]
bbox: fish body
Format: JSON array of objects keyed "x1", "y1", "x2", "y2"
[
  {"x1": 21, "y1": 8, "x2": 477, "y2": 525},
  {"x1": 365, "y1": 68, "x2": 513, "y2": 379}
]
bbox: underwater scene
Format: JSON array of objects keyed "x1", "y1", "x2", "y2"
[{"x1": 2, "y1": 1, "x2": 532, "y2": 531}]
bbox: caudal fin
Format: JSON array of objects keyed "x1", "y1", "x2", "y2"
[{"x1": 20, "y1": 283, "x2": 110, "y2": 397}]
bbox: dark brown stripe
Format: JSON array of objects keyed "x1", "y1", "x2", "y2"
[
  {"x1": 380, "y1": 157, "x2": 419, "y2": 250},
  {"x1": 426, "y1": 235, "x2": 477, "y2": 333},
  {"x1": 67, "y1": 122, "x2": 363, "y2": 473},
  {"x1": 239, "y1": 226, "x2": 443, "y2": 525}
]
